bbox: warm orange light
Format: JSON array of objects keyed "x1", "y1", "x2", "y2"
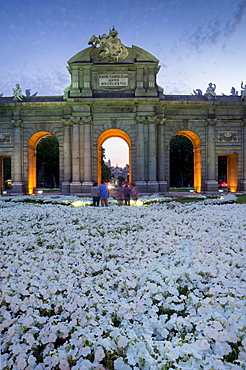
[
  {"x1": 175, "y1": 130, "x2": 202, "y2": 193},
  {"x1": 28, "y1": 131, "x2": 54, "y2": 195},
  {"x1": 97, "y1": 129, "x2": 132, "y2": 185}
]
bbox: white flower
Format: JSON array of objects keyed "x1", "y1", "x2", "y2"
[
  {"x1": 94, "y1": 346, "x2": 105, "y2": 362},
  {"x1": 114, "y1": 357, "x2": 132, "y2": 370}
]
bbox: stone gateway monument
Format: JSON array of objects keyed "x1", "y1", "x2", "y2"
[{"x1": 0, "y1": 28, "x2": 246, "y2": 195}]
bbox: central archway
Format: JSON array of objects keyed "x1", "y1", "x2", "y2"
[
  {"x1": 97, "y1": 129, "x2": 132, "y2": 185},
  {"x1": 28, "y1": 131, "x2": 55, "y2": 194},
  {"x1": 175, "y1": 130, "x2": 202, "y2": 193}
]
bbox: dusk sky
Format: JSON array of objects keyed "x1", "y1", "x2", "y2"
[{"x1": 1, "y1": 0, "x2": 246, "y2": 166}]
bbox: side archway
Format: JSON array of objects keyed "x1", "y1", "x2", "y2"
[
  {"x1": 28, "y1": 131, "x2": 54, "y2": 194},
  {"x1": 97, "y1": 129, "x2": 132, "y2": 185},
  {"x1": 174, "y1": 130, "x2": 202, "y2": 193}
]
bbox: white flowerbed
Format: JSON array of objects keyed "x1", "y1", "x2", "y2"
[{"x1": 1, "y1": 198, "x2": 246, "y2": 370}]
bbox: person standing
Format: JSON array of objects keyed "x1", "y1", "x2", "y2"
[
  {"x1": 116, "y1": 182, "x2": 124, "y2": 206},
  {"x1": 123, "y1": 184, "x2": 131, "y2": 205},
  {"x1": 98, "y1": 181, "x2": 109, "y2": 207},
  {"x1": 91, "y1": 182, "x2": 100, "y2": 207},
  {"x1": 131, "y1": 183, "x2": 139, "y2": 204}
]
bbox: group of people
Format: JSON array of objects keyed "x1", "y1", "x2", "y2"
[{"x1": 91, "y1": 181, "x2": 139, "y2": 207}]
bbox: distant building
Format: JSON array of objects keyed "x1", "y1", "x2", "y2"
[{"x1": 107, "y1": 162, "x2": 129, "y2": 181}]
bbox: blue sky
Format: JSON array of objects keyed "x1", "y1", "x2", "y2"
[
  {"x1": 1, "y1": 0, "x2": 245, "y2": 166},
  {"x1": 1, "y1": 0, "x2": 245, "y2": 97}
]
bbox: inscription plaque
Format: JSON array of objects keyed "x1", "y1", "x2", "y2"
[{"x1": 99, "y1": 74, "x2": 128, "y2": 87}]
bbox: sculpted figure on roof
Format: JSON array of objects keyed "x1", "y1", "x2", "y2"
[{"x1": 88, "y1": 27, "x2": 129, "y2": 62}]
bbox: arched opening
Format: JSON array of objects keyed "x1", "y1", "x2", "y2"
[
  {"x1": 170, "y1": 136, "x2": 193, "y2": 188},
  {"x1": 97, "y1": 129, "x2": 131, "y2": 185},
  {"x1": 170, "y1": 130, "x2": 202, "y2": 193},
  {"x1": 218, "y1": 153, "x2": 238, "y2": 192},
  {"x1": 36, "y1": 136, "x2": 59, "y2": 189},
  {"x1": 28, "y1": 131, "x2": 56, "y2": 195}
]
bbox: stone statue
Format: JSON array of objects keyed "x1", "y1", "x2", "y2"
[
  {"x1": 88, "y1": 27, "x2": 129, "y2": 62},
  {"x1": 205, "y1": 83, "x2": 216, "y2": 100},
  {"x1": 193, "y1": 89, "x2": 202, "y2": 95},
  {"x1": 241, "y1": 81, "x2": 246, "y2": 101},
  {"x1": 12, "y1": 84, "x2": 23, "y2": 101},
  {"x1": 230, "y1": 87, "x2": 238, "y2": 96}
]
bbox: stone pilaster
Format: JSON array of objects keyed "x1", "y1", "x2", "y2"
[
  {"x1": 240, "y1": 119, "x2": 246, "y2": 191},
  {"x1": 61, "y1": 119, "x2": 72, "y2": 194},
  {"x1": 70, "y1": 66, "x2": 80, "y2": 96},
  {"x1": 205, "y1": 118, "x2": 218, "y2": 192},
  {"x1": 70, "y1": 117, "x2": 82, "y2": 194},
  {"x1": 157, "y1": 117, "x2": 168, "y2": 192},
  {"x1": 11, "y1": 119, "x2": 24, "y2": 194},
  {"x1": 147, "y1": 116, "x2": 158, "y2": 192},
  {"x1": 82, "y1": 116, "x2": 93, "y2": 192},
  {"x1": 135, "y1": 67, "x2": 145, "y2": 96},
  {"x1": 135, "y1": 116, "x2": 146, "y2": 191},
  {"x1": 82, "y1": 66, "x2": 92, "y2": 97}
]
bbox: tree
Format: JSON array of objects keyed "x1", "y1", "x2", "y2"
[
  {"x1": 170, "y1": 136, "x2": 193, "y2": 187},
  {"x1": 36, "y1": 137, "x2": 59, "y2": 188},
  {"x1": 101, "y1": 147, "x2": 112, "y2": 182}
]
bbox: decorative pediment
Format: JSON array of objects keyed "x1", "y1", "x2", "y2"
[{"x1": 67, "y1": 45, "x2": 159, "y2": 65}]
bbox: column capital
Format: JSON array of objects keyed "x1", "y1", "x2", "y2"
[
  {"x1": 81, "y1": 116, "x2": 92, "y2": 125},
  {"x1": 136, "y1": 116, "x2": 147, "y2": 125},
  {"x1": 207, "y1": 118, "x2": 217, "y2": 126},
  {"x1": 11, "y1": 119, "x2": 22, "y2": 128},
  {"x1": 241, "y1": 118, "x2": 246, "y2": 127},
  {"x1": 61, "y1": 118, "x2": 72, "y2": 127},
  {"x1": 147, "y1": 116, "x2": 158, "y2": 124},
  {"x1": 157, "y1": 117, "x2": 166, "y2": 126},
  {"x1": 71, "y1": 117, "x2": 82, "y2": 125}
]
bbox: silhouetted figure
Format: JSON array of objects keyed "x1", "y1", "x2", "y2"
[
  {"x1": 91, "y1": 182, "x2": 100, "y2": 206},
  {"x1": 116, "y1": 183, "x2": 124, "y2": 206},
  {"x1": 131, "y1": 183, "x2": 139, "y2": 204},
  {"x1": 124, "y1": 184, "x2": 131, "y2": 205}
]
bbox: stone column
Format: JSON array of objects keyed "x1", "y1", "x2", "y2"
[
  {"x1": 157, "y1": 118, "x2": 168, "y2": 192},
  {"x1": 205, "y1": 118, "x2": 218, "y2": 192},
  {"x1": 70, "y1": 117, "x2": 82, "y2": 194},
  {"x1": 11, "y1": 119, "x2": 24, "y2": 194},
  {"x1": 61, "y1": 119, "x2": 72, "y2": 194},
  {"x1": 82, "y1": 116, "x2": 93, "y2": 192},
  {"x1": 240, "y1": 119, "x2": 246, "y2": 191},
  {"x1": 135, "y1": 117, "x2": 146, "y2": 191},
  {"x1": 147, "y1": 116, "x2": 158, "y2": 192}
]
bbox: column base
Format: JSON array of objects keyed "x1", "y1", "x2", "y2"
[
  {"x1": 147, "y1": 181, "x2": 159, "y2": 193},
  {"x1": 135, "y1": 181, "x2": 147, "y2": 193},
  {"x1": 158, "y1": 181, "x2": 168, "y2": 193},
  {"x1": 204, "y1": 180, "x2": 218, "y2": 192},
  {"x1": 11, "y1": 181, "x2": 25, "y2": 195},
  {"x1": 70, "y1": 181, "x2": 82, "y2": 194},
  {"x1": 61, "y1": 182, "x2": 71, "y2": 195},
  {"x1": 82, "y1": 181, "x2": 93, "y2": 193},
  {"x1": 239, "y1": 180, "x2": 246, "y2": 192}
]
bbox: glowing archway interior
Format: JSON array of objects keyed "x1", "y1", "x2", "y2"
[
  {"x1": 97, "y1": 129, "x2": 132, "y2": 185},
  {"x1": 28, "y1": 131, "x2": 54, "y2": 195},
  {"x1": 175, "y1": 130, "x2": 202, "y2": 193}
]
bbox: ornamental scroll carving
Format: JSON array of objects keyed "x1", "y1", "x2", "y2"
[
  {"x1": 0, "y1": 133, "x2": 11, "y2": 143},
  {"x1": 217, "y1": 131, "x2": 239, "y2": 142}
]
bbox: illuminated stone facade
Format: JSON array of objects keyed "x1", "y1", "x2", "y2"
[{"x1": 0, "y1": 32, "x2": 246, "y2": 195}]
